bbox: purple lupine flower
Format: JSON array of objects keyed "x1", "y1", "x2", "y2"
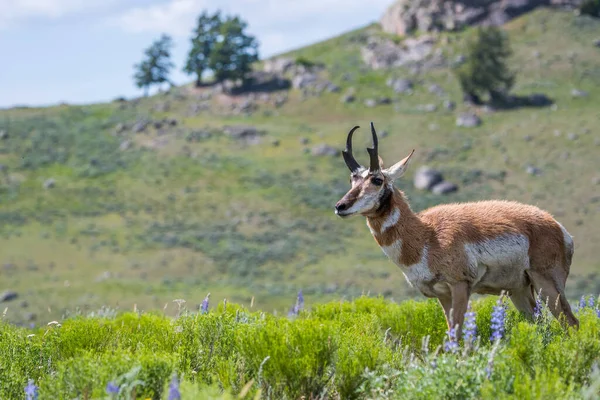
[
  {"x1": 596, "y1": 308, "x2": 600, "y2": 319},
  {"x1": 288, "y1": 290, "x2": 304, "y2": 317},
  {"x1": 533, "y1": 294, "x2": 543, "y2": 320},
  {"x1": 200, "y1": 294, "x2": 209, "y2": 314},
  {"x1": 463, "y1": 303, "x2": 477, "y2": 345},
  {"x1": 297, "y1": 290, "x2": 304, "y2": 310},
  {"x1": 589, "y1": 296, "x2": 595, "y2": 308},
  {"x1": 490, "y1": 297, "x2": 506, "y2": 343},
  {"x1": 443, "y1": 326, "x2": 459, "y2": 353},
  {"x1": 25, "y1": 379, "x2": 38, "y2": 400},
  {"x1": 580, "y1": 295, "x2": 586, "y2": 310},
  {"x1": 168, "y1": 374, "x2": 181, "y2": 400},
  {"x1": 106, "y1": 381, "x2": 119, "y2": 395}
]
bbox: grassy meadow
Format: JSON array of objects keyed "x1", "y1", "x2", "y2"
[{"x1": 0, "y1": 7, "x2": 600, "y2": 398}]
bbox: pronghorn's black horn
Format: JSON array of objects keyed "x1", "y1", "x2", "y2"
[
  {"x1": 342, "y1": 125, "x2": 362, "y2": 173},
  {"x1": 367, "y1": 121, "x2": 379, "y2": 173}
]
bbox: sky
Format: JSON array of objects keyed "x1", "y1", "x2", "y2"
[{"x1": 0, "y1": 0, "x2": 392, "y2": 108}]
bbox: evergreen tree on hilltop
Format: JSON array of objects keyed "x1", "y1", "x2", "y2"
[
  {"x1": 183, "y1": 11, "x2": 222, "y2": 87},
  {"x1": 455, "y1": 26, "x2": 515, "y2": 105},
  {"x1": 133, "y1": 34, "x2": 175, "y2": 96},
  {"x1": 209, "y1": 15, "x2": 259, "y2": 86}
]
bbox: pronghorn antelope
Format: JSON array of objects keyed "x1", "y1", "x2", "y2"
[{"x1": 334, "y1": 122, "x2": 579, "y2": 336}]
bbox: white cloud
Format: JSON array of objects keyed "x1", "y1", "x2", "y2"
[
  {"x1": 0, "y1": 0, "x2": 115, "y2": 28},
  {"x1": 111, "y1": 0, "x2": 392, "y2": 57}
]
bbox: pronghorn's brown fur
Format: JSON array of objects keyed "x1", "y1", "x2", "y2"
[{"x1": 335, "y1": 124, "x2": 579, "y2": 336}]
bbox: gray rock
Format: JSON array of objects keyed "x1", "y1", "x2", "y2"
[
  {"x1": 567, "y1": 133, "x2": 579, "y2": 141},
  {"x1": 592, "y1": 177, "x2": 600, "y2": 185},
  {"x1": 388, "y1": 78, "x2": 413, "y2": 94},
  {"x1": 443, "y1": 100, "x2": 456, "y2": 111},
  {"x1": 223, "y1": 125, "x2": 264, "y2": 140},
  {"x1": 524, "y1": 135, "x2": 534, "y2": 142},
  {"x1": 0, "y1": 130, "x2": 8, "y2": 139},
  {"x1": 414, "y1": 166, "x2": 443, "y2": 190},
  {"x1": 428, "y1": 84, "x2": 445, "y2": 96},
  {"x1": 365, "y1": 99, "x2": 377, "y2": 107},
  {"x1": 327, "y1": 83, "x2": 341, "y2": 93},
  {"x1": 431, "y1": 181, "x2": 458, "y2": 195},
  {"x1": 292, "y1": 73, "x2": 318, "y2": 89},
  {"x1": 119, "y1": 140, "x2": 132, "y2": 151},
  {"x1": 456, "y1": 112, "x2": 481, "y2": 128},
  {"x1": 43, "y1": 178, "x2": 56, "y2": 189},
  {"x1": 300, "y1": 137, "x2": 310, "y2": 145},
  {"x1": 378, "y1": 97, "x2": 392, "y2": 105},
  {"x1": 525, "y1": 165, "x2": 542, "y2": 176},
  {"x1": 571, "y1": 89, "x2": 589, "y2": 98},
  {"x1": 0, "y1": 290, "x2": 18, "y2": 302},
  {"x1": 272, "y1": 139, "x2": 280, "y2": 147},
  {"x1": 132, "y1": 120, "x2": 148, "y2": 133},
  {"x1": 311, "y1": 144, "x2": 338, "y2": 157},
  {"x1": 263, "y1": 57, "x2": 295, "y2": 74},
  {"x1": 341, "y1": 93, "x2": 355, "y2": 103},
  {"x1": 594, "y1": 39, "x2": 600, "y2": 48}
]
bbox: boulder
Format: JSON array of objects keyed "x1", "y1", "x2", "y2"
[
  {"x1": 571, "y1": 89, "x2": 589, "y2": 98},
  {"x1": 43, "y1": 178, "x2": 56, "y2": 189},
  {"x1": 0, "y1": 290, "x2": 18, "y2": 303},
  {"x1": 263, "y1": 57, "x2": 295, "y2": 74},
  {"x1": 223, "y1": 125, "x2": 264, "y2": 140},
  {"x1": 292, "y1": 73, "x2": 318, "y2": 89},
  {"x1": 380, "y1": 0, "x2": 577, "y2": 36},
  {"x1": 414, "y1": 166, "x2": 443, "y2": 190},
  {"x1": 456, "y1": 112, "x2": 481, "y2": 128},
  {"x1": 431, "y1": 181, "x2": 458, "y2": 195},
  {"x1": 387, "y1": 78, "x2": 413, "y2": 94}
]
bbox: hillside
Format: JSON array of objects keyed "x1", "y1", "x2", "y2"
[{"x1": 0, "y1": 8, "x2": 599, "y2": 326}]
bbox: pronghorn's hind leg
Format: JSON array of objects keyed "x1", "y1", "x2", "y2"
[
  {"x1": 527, "y1": 270, "x2": 579, "y2": 328},
  {"x1": 509, "y1": 286, "x2": 536, "y2": 321}
]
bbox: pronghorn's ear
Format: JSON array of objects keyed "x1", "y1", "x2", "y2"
[
  {"x1": 384, "y1": 149, "x2": 415, "y2": 181},
  {"x1": 378, "y1": 155, "x2": 385, "y2": 170}
]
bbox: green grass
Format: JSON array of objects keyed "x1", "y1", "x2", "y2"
[
  {"x1": 1, "y1": 296, "x2": 600, "y2": 399},
  {"x1": 0, "y1": 8, "x2": 599, "y2": 326}
]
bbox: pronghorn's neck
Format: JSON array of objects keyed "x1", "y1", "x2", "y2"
[{"x1": 366, "y1": 187, "x2": 430, "y2": 266}]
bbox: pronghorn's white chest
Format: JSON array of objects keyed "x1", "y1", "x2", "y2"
[{"x1": 380, "y1": 239, "x2": 434, "y2": 291}]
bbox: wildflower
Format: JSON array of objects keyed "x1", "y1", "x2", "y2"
[
  {"x1": 288, "y1": 290, "x2": 304, "y2": 317},
  {"x1": 106, "y1": 381, "x2": 119, "y2": 395},
  {"x1": 168, "y1": 374, "x2": 181, "y2": 400},
  {"x1": 200, "y1": 293, "x2": 209, "y2": 314},
  {"x1": 580, "y1": 295, "x2": 586, "y2": 310},
  {"x1": 589, "y1": 296, "x2": 595, "y2": 308},
  {"x1": 463, "y1": 302, "x2": 477, "y2": 346},
  {"x1": 443, "y1": 326, "x2": 459, "y2": 353},
  {"x1": 533, "y1": 294, "x2": 543, "y2": 320},
  {"x1": 596, "y1": 308, "x2": 600, "y2": 319},
  {"x1": 490, "y1": 297, "x2": 506, "y2": 343},
  {"x1": 25, "y1": 379, "x2": 38, "y2": 400}
]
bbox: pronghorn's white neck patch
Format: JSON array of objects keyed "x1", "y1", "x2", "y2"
[{"x1": 381, "y1": 207, "x2": 401, "y2": 232}]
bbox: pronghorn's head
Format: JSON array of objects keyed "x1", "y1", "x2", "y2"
[{"x1": 335, "y1": 122, "x2": 414, "y2": 218}]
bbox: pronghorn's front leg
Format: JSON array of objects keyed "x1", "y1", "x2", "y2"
[{"x1": 449, "y1": 281, "x2": 470, "y2": 339}]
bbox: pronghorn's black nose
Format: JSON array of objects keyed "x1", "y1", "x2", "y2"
[{"x1": 335, "y1": 202, "x2": 349, "y2": 213}]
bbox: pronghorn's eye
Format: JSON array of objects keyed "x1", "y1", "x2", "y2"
[{"x1": 371, "y1": 177, "x2": 383, "y2": 186}]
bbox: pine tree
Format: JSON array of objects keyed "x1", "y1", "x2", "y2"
[
  {"x1": 183, "y1": 11, "x2": 222, "y2": 87},
  {"x1": 209, "y1": 15, "x2": 259, "y2": 86},
  {"x1": 455, "y1": 26, "x2": 515, "y2": 104},
  {"x1": 133, "y1": 34, "x2": 175, "y2": 96}
]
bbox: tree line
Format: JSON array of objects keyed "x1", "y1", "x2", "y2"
[{"x1": 133, "y1": 11, "x2": 258, "y2": 96}]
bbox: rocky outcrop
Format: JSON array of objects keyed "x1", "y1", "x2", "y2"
[
  {"x1": 361, "y1": 34, "x2": 445, "y2": 70},
  {"x1": 380, "y1": 0, "x2": 581, "y2": 36}
]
